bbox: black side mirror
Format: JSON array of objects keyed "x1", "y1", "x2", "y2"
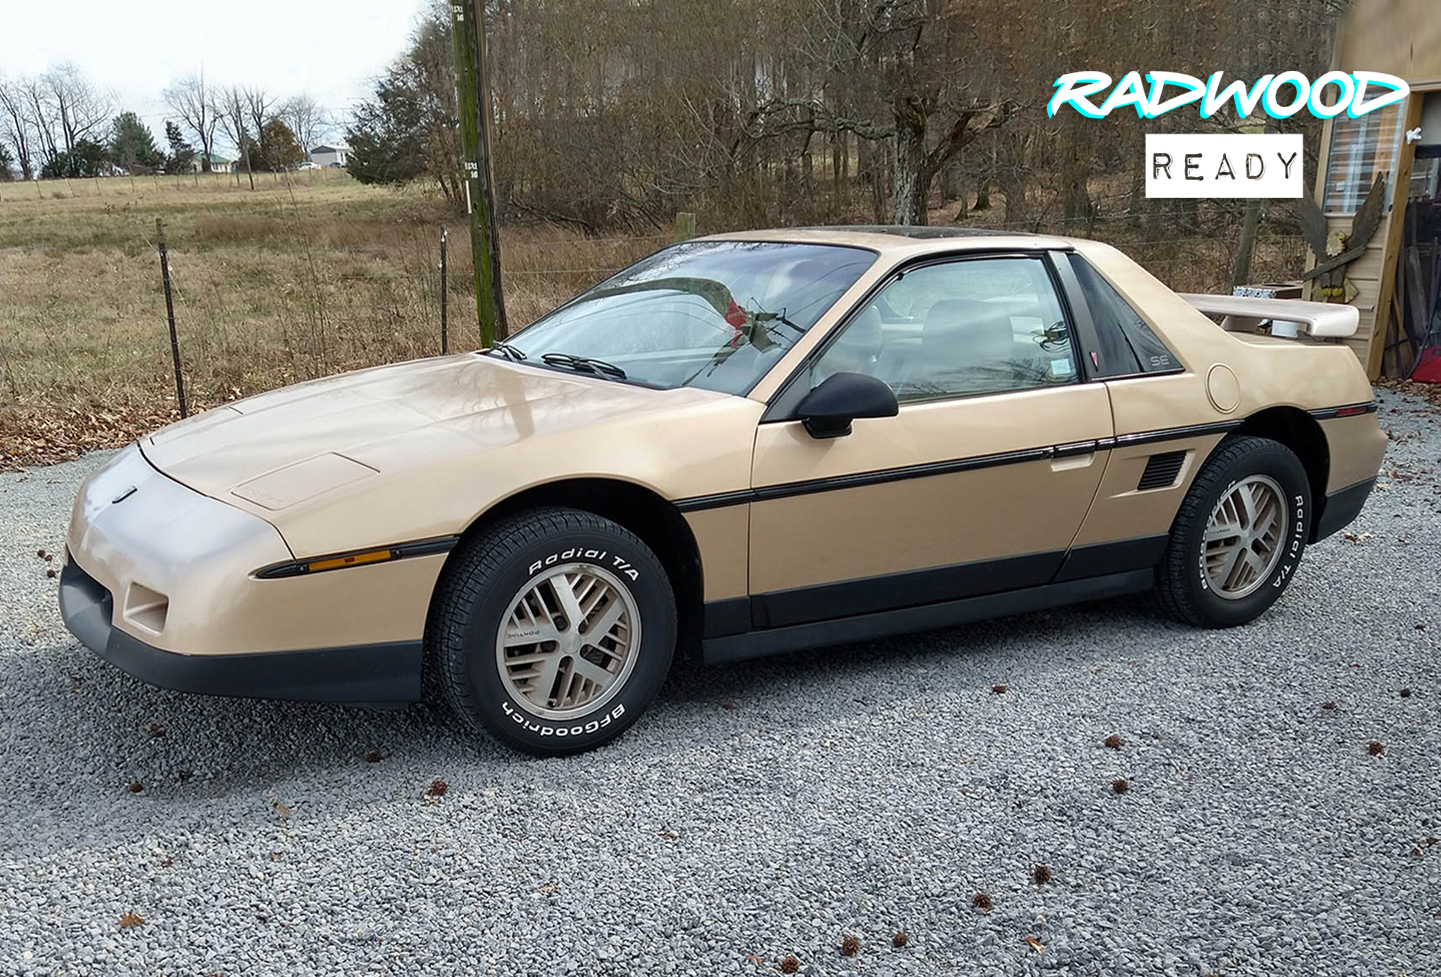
[{"x1": 795, "y1": 372, "x2": 899, "y2": 439}]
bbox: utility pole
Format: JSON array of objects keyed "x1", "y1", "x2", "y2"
[{"x1": 450, "y1": 0, "x2": 508, "y2": 346}]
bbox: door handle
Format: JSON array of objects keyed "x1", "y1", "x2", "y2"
[{"x1": 1050, "y1": 439, "x2": 1099, "y2": 471}]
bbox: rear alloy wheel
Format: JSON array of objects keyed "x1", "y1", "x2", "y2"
[
  {"x1": 1155, "y1": 435, "x2": 1311, "y2": 628},
  {"x1": 1201, "y1": 474, "x2": 1288, "y2": 600},
  {"x1": 428, "y1": 507, "x2": 676, "y2": 755}
]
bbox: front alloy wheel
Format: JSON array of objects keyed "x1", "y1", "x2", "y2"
[
  {"x1": 427, "y1": 507, "x2": 676, "y2": 755},
  {"x1": 496, "y1": 563, "x2": 641, "y2": 720}
]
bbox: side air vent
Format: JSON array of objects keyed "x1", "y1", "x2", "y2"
[{"x1": 1137, "y1": 451, "x2": 1186, "y2": 491}]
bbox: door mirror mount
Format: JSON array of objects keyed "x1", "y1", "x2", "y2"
[{"x1": 795, "y1": 372, "x2": 899, "y2": 439}]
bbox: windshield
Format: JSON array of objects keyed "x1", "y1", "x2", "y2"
[{"x1": 502, "y1": 241, "x2": 876, "y2": 394}]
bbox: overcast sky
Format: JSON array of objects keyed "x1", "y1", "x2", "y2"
[{"x1": 0, "y1": 0, "x2": 431, "y2": 146}]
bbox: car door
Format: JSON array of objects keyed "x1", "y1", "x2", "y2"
[{"x1": 746, "y1": 252, "x2": 1115, "y2": 629}]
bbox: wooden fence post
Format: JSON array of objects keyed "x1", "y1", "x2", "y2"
[
  {"x1": 155, "y1": 218, "x2": 188, "y2": 418},
  {"x1": 675, "y1": 212, "x2": 697, "y2": 242}
]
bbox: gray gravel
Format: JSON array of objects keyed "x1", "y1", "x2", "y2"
[{"x1": 1, "y1": 387, "x2": 1437, "y2": 977}]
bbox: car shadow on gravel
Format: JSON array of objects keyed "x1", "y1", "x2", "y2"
[
  {"x1": 7, "y1": 638, "x2": 465, "y2": 793},
  {"x1": 8, "y1": 594, "x2": 1172, "y2": 833},
  {"x1": 660, "y1": 594, "x2": 1172, "y2": 716}
]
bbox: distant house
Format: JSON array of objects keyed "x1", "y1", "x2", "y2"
[
  {"x1": 190, "y1": 153, "x2": 233, "y2": 174},
  {"x1": 308, "y1": 144, "x2": 349, "y2": 169}
]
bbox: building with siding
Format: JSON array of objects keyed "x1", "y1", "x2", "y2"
[
  {"x1": 308, "y1": 145, "x2": 349, "y2": 169},
  {"x1": 1312, "y1": 0, "x2": 1441, "y2": 378},
  {"x1": 189, "y1": 153, "x2": 234, "y2": 174}
]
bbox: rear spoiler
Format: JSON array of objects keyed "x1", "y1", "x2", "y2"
[{"x1": 1179, "y1": 293, "x2": 1358, "y2": 339}]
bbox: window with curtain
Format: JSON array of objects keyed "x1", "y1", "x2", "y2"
[{"x1": 1322, "y1": 105, "x2": 1404, "y2": 215}]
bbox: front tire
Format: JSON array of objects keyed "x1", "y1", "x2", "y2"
[
  {"x1": 427, "y1": 507, "x2": 676, "y2": 755},
  {"x1": 1155, "y1": 435, "x2": 1311, "y2": 628}
]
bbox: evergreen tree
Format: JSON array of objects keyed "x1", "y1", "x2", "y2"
[
  {"x1": 164, "y1": 120, "x2": 195, "y2": 174},
  {"x1": 259, "y1": 118, "x2": 304, "y2": 170},
  {"x1": 110, "y1": 112, "x2": 163, "y2": 174},
  {"x1": 346, "y1": 65, "x2": 431, "y2": 186},
  {"x1": 40, "y1": 138, "x2": 110, "y2": 178},
  {"x1": 346, "y1": 11, "x2": 456, "y2": 198}
]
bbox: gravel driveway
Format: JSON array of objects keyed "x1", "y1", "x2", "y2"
[{"x1": 1, "y1": 388, "x2": 1436, "y2": 977}]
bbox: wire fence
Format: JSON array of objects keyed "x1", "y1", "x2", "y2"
[
  {"x1": 0, "y1": 170, "x2": 1308, "y2": 466},
  {"x1": 0, "y1": 167, "x2": 347, "y2": 203}
]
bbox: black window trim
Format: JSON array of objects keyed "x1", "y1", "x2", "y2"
[
  {"x1": 1052, "y1": 251, "x2": 1188, "y2": 381},
  {"x1": 761, "y1": 247, "x2": 1087, "y2": 422},
  {"x1": 1046, "y1": 249, "x2": 1107, "y2": 382}
]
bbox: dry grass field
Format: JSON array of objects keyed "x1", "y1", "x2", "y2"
[
  {"x1": 0, "y1": 171, "x2": 669, "y2": 468},
  {"x1": 0, "y1": 170, "x2": 1303, "y2": 469}
]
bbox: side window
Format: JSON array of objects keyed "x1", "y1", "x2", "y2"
[
  {"x1": 811, "y1": 256, "x2": 1078, "y2": 403},
  {"x1": 1068, "y1": 255, "x2": 1182, "y2": 374}
]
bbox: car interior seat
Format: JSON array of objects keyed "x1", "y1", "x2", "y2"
[{"x1": 918, "y1": 299, "x2": 1044, "y2": 395}]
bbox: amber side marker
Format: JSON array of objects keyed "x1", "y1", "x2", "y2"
[
  {"x1": 254, "y1": 537, "x2": 459, "y2": 579},
  {"x1": 307, "y1": 549, "x2": 395, "y2": 573}
]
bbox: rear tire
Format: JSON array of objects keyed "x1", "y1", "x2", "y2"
[
  {"x1": 1155, "y1": 435, "x2": 1311, "y2": 628},
  {"x1": 427, "y1": 507, "x2": 676, "y2": 755}
]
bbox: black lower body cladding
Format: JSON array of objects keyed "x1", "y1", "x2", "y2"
[{"x1": 1313, "y1": 477, "x2": 1376, "y2": 542}]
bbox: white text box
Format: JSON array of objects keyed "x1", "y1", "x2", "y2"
[{"x1": 1145, "y1": 133, "x2": 1304, "y2": 198}]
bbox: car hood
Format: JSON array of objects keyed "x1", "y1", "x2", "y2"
[{"x1": 140, "y1": 353, "x2": 730, "y2": 507}]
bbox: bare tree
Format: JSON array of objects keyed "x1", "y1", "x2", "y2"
[
  {"x1": 20, "y1": 75, "x2": 59, "y2": 170},
  {"x1": 40, "y1": 64, "x2": 111, "y2": 159},
  {"x1": 163, "y1": 74, "x2": 220, "y2": 172},
  {"x1": 280, "y1": 94, "x2": 330, "y2": 159},
  {"x1": 212, "y1": 85, "x2": 257, "y2": 188},
  {"x1": 342, "y1": 0, "x2": 1345, "y2": 238},
  {"x1": 0, "y1": 75, "x2": 35, "y2": 179},
  {"x1": 242, "y1": 87, "x2": 274, "y2": 146}
]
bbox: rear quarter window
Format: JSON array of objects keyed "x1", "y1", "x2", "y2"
[{"x1": 1068, "y1": 255, "x2": 1182, "y2": 375}]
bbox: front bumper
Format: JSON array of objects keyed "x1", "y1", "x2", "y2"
[
  {"x1": 60, "y1": 560, "x2": 422, "y2": 702},
  {"x1": 60, "y1": 443, "x2": 438, "y2": 703}
]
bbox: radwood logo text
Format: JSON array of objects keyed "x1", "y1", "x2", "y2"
[{"x1": 1048, "y1": 70, "x2": 1410, "y2": 199}]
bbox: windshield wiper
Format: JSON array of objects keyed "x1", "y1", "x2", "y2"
[
  {"x1": 487, "y1": 341, "x2": 527, "y2": 362},
  {"x1": 752, "y1": 308, "x2": 803, "y2": 333},
  {"x1": 540, "y1": 351, "x2": 627, "y2": 380}
]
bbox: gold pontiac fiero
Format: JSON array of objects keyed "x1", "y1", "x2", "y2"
[{"x1": 61, "y1": 227, "x2": 1386, "y2": 754}]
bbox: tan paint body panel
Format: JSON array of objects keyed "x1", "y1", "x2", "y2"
[
  {"x1": 65, "y1": 445, "x2": 444, "y2": 654},
  {"x1": 142, "y1": 354, "x2": 763, "y2": 558},
  {"x1": 683, "y1": 507, "x2": 749, "y2": 601},
  {"x1": 1071, "y1": 434, "x2": 1224, "y2": 547},
  {"x1": 749, "y1": 385, "x2": 1111, "y2": 592},
  {"x1": 64, "y1": 230, "x2": 1386, "y2": 661}
]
